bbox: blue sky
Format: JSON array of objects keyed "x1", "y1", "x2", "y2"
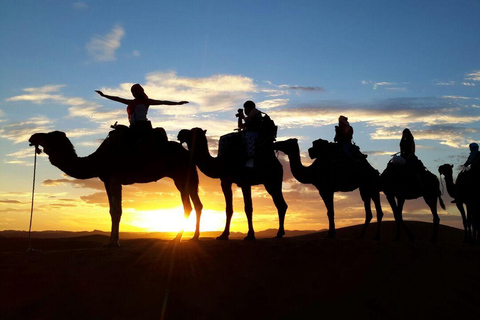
[{"x1": 1, "y1": 1, "x2": 479, "y2": 233}]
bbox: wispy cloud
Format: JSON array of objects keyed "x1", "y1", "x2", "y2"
[
  {"x1": 0, "y1": 115, "x2": 54, "y2": 144},
  {"x1": 73, "y1": 2, "x2": 88, "y2": 10},
  {"x1": 100, "y1": 71, "x2": 257, "y2": 113},
  {"x1": 280, "y1": 85, "x2": 325, "y2": 92},
  {"x1": 86, "y1": 24, "x2": 125, "y2": 62},
  {"x1": 465, "y1": 70, "x2": 480, "y2": 81},
  {"x1": 6, "y1": 84, "x2": 125, "y2": 126},
  {"x1": 257, "y1": 99, "x2": 289, "y2": 110},
  {"x1": 436, "y1": 81, "x2": 455, "y2": 86}
]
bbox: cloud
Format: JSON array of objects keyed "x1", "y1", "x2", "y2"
[
  {"x1": 0, "y1": 115, "x2": 54, "y2": 144},
  {"x1": 43, "y1": 177, "x2": 104, "y2": 190},
  {"x1": 462, "y1": 82, "x2": 476, "y2": 87},
  {"x1": 99, "y1": 71, "x2": 257, "y2": 113},
  {"x1": 267, "y1": 98, "x2": 480, "y2": 148},
  {"x1": 6, "y1": 84, "x2": 125, "y2": 127},
  {"x1": 257, "y1": 99, "x2": 289, "y2": 110},
  {"x1": 6, "y1": 85, "x2": 66, "y2": 104},
  {"x1": 436, "y1": 81, "x2": 455, "y2": 86},
  {"x1": 373, "y1": 82, "x2": 394, "y2": 90},
  {"x1": 281, "y1": 85, "x2": 325, "y2": 92},
  {"x1": 73, "y1": 2, "x2": 88, "y2": 10},
  {"x1": 371, "y1": 126, "x2": 474, "y2": 148},
  {"x1": 465, "y1": 70, "x2": 480, "y2": 81},
  {"x1": 86, "y1": 24, "x2": 125, "y2": 62}
]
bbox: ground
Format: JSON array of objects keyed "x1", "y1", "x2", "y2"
[{"x1": 1, "y1": 221, "x2": 480, "y2": 320}]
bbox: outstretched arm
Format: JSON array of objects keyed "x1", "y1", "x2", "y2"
[
  {"x1": 148, "y1": 99, "x2": 189, "y2": 106},
  {"x1": 95, "y1": 90, "x2": 132, "y2": 105}
]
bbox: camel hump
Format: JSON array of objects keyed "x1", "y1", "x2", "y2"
[
  {"x1": 308, "y1": 138, "x2": 330, "y2": 159},
  {"x1": 218, "y1": 132, "x2": 243, "y2": 157}
]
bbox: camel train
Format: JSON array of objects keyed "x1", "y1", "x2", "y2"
[{"x1": 28, "y1": 92, "x2": 479, "y2": 245}]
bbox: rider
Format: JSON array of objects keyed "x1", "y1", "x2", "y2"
[
  {"x1": 237, "y1": 100, "x2": 263, "y2": 167},
  {"x1": 96, "y1": 84, "x2": 188, "y2": 133},
  {"x1": 400, "y1": 128, "x2": 416, "y2": 161},
  {"x1": 334, "y1": 115, "x2": 354, "y2": 156},
  {"x1": 464, "y1": 142, "x2": 479, "y2": 168}
]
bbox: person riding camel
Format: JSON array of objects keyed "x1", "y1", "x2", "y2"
[
  {"x1": 237, "y1": 100, "x2": 263, "y2": 167},
  {"x1": 95, "y1": 84, "x2": 188, "y2": 134},
  {"x1": 464, "y1": 142, "x2": 479, "y2": 168},
  {"x1": 398, "y1": 128, "x2": 427, "y2": 184},
  {"x1": 400, "y1": 128, "x2": 416, "y2": 161},
  {"x1": 334, "y1": 115, "x2": 354, "y2": 156}
]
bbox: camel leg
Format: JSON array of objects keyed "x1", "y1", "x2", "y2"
[
  {"x1": 386, "y1": 195, "x2": 402, "y2": 241},
  {"x1": 372, "y1": 191, "x2": 384, "y2": 241},
  {"x1": 217, "y1": 179, "x2": 233, "y2": 240},
  {"x1": 424, "y1": 194, "x2": 440, "y2": 243},
  {"x1": 104, "y1": 178, "x2": 122, "y2": 247},
  {"x1": 320, "y1": 190, "x2": 335, "y2": 239},
  {"x1": 456, "y1": 202, "x2": 470, "y2": 242},
  {"x1": 264, "y1": 180, "x2": 288, "y2": 238},
  {"x1": 397, "y1": 197, "x2": 415, "y2": 242},
  {"x1": 358, "y1": 187, "x2": 373, "y2": 239},
  {"x1": 173, "y1": 180, "x2": 193, "y2": 242},
  {"x1": 189, "y1": 189, "x2": 203, "y2": 241},
  {"x1": 242, "y1": 185, "x2": 256, "y2": 241}
]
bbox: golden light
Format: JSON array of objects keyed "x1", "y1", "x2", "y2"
[{"x1": 128, "y1": 206, "x2": 226, "y2": 233}]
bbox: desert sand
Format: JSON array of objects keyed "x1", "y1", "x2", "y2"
[{"x1": 1, "y1": 221, "x2": 480, "y2": 320}]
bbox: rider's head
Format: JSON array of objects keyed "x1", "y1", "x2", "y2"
[
  {"x1": 469, "y1": 142, "x2": 479, "y2": 152},
  {"x1": 338, "y1": 115, "x2": 349, "y2": 126},
  {"x1": 402, "y1": 128, "x2": 413, "y2": 140},
  {"x1": 131, "y1": 84, "x2": 148, "y2": 100},
  {"x1": 243, "y1": 100, "x2": 256, "y2": 115}
]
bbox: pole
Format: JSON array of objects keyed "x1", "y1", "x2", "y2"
[{"x1": 27, "y1": 148, "x2": 38, "y2": 252}]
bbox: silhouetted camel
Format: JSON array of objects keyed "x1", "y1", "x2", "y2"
[
  {"x1": 177, "y1": 128, "x2": 287, "y2": 240},
  {"x1": 273, "y1": 138, "x2": 383, "y2": 239},
  {"x1": 439, "y1": 164, "x2": 480, "y2": 241},
  {"x1": 29, "y1": 127, "x2": 203, "y2": 246},
  {"x1": 382, "y1": 159, "x2": 445, "y2": 242}
]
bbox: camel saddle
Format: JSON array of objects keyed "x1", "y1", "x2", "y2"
[
  {"x1": 106, "y1": 123, "x2": 168, "y2": 160},
  {"x1": 308, "y1": 138, "x2": 366, "y2": 163}
]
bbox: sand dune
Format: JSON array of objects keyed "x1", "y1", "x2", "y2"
[{"x1": 1, "y1": 221, "x2": 479, "y2": 319}]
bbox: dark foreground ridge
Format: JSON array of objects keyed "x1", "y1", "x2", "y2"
[{"x1": 1, "y1": 221, "x2": 479, "y2": 320}]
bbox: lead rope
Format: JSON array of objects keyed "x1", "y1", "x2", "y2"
[{"x1": 27, "y1": 147, "x2": 38, "y2": 252}]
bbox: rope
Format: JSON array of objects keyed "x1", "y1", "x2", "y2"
[{"x1": 27, "y1": 147, "x2": 38, "y2": 252}]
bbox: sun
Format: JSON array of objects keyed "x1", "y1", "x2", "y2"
[{"x1": 127, "y1": 206, "x2": 226, "y2": 233}]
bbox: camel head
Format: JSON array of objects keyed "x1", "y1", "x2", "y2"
[
  {"x1": 438, "y1": 163, "x2": 454, "y2": 177},
  {"x1": 177, "y1": 128, "x2": 207, "y2": 150},
  {"x1": 29, "y1": 131, "x2": 77, "y2": 157},
  {"x1": 273, "y1": 138, "x2": 299, "y2": 155}
]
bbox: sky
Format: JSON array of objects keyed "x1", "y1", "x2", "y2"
[{"x1": 1, "y1": 0, "x2": 479, "y2": 235}]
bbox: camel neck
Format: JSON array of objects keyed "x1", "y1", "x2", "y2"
[
  {"x1": 442, "y1": 172, "x2": 456, "y2": 199},
  {"x1": 190, "y1": 138, "x2": 222, "y2": 179},
  {"x1": 286, "y1": 149, "x2": 313, "y2": 184},
  {"x1": 50, "y1": 151, "x2": 100, "y2": 180}
]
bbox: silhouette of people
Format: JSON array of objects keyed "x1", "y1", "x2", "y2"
[
  {"x1": 236, "y1": 100, "x2": 263, "y2": 167},
  {"x1": 398, "y1": 128, "x2": 427, "y2": 184},
  {"x1": 400, "y1": 128, "x2": 416, "y2": 160},
  {"x1": 334, "y1": 115, "x2": 354, "y2": 156},
  {"x1": 464, "y1": 142, "x2": 479, "y2": 167},
  {"x1": 96, "y1": 84, "x2": 188, "y2": 132}
]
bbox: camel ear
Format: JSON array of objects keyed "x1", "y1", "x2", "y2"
[
  {"x1": 203, "y1": 130, "x2": 207, "y2": 134},
  {"x1": 450, "y1": 164, "x2": 454, "y2": 168}
]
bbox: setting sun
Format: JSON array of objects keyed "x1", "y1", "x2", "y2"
[{"x1": 127, "y1": 207, "x2": 227, "y2": 233}]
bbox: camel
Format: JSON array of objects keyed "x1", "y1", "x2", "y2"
[
  {"x1": 177, "y1": 128, "x2": 288, "y2": 240},
  {"x1": 273, "y1": 138, "x2": 384, "y2": 239},
  {"x1": 29, "y1": 126, "x2": 203, "y2": 246},
  {"x1": 439, "y1": 164, "x2": 480, "y2": 241},
  {"x1": 381, "y1": 157, "x2": 445, "y2": 242}
]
